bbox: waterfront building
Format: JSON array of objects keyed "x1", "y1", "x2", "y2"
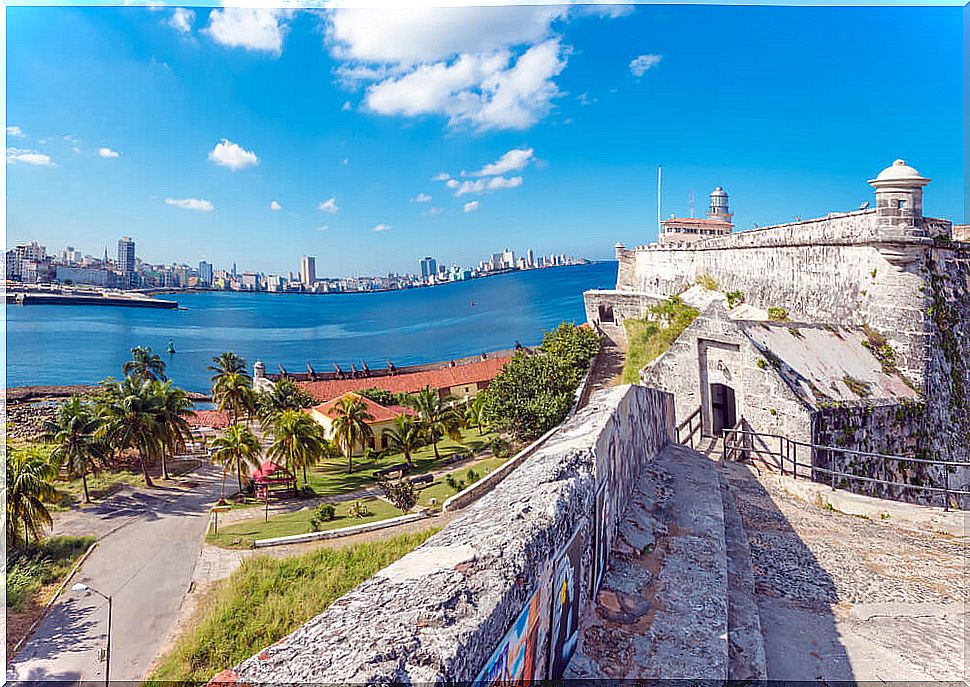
[
  {"x1": 307, "y1": 393, "x2": 419, "y2": 454},
  {"x1": 117, "y1": 236, "x2": 136, "y2": 287},
  {"x1": 420, "y1": 256, "x2": 437, "y2": 280},
  {"x1": 659, "y1": 187, "x2": 734, "y2": 245},
  {"x1": 527, "y1": 248, "x2": 535, "y2": 268},
  {"x1": 502, "y1": 249, "x2": 515, "y2": 269},
  {"x1": 300, "y1": 255, "x2": 316, "y2": 286},
  {"x1": 198, "y1": 260, "x2": 214, "y2": 286},
  {"x1": 54, "y1": 265, "x2": 114, "y2": 287}
]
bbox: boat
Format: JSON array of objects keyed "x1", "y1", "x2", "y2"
[{"x1": 167, "y1": 339, "x2": 176, "y2": 354}]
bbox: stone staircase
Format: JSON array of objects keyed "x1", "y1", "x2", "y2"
[{"x1": 566, "y1": 441, "x2": 768, "y2": 681}]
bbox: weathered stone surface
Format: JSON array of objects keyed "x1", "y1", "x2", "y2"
[{"x1": 226, "y1": 384, "x2": 674, "y2": 684}]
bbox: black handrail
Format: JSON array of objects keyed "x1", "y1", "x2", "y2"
[
  {"x1": 676, "y1": 406, "x2": 703, "y2": 449},
  {"x1": 721, "y1": 427, "x2": 969, "y2": 512}
]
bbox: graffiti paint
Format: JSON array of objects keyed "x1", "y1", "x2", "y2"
[{"x1": 547, "y1": 529, "x2": 583, "y2": 680}]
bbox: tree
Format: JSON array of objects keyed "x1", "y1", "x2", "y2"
[
  {"x1": 331, "y1": 395, "x2": 374, "y2": 473},
  {"x1": 256, "y1": 378, "x2": 316, "y2": 425},
  {"x1": 376, "y1": 476, "x2": 418, "y2": 513},
  {"x1": 212, "y1": 372, "x2": 254, "y2": 426},
  {"x1": 539, "y1": 322, "x2": 602, "y2": 373},
  {"x1": 210, "y1": 423, "x2": 262, "y2": 497},
  {"x1": 209, "y1": 351, "x2": 248, "y2": 382},
  {"x1": 43, "y1": 396, "x2": 106, "y2": 504},
  {"x1": 5, "y1": 446, "x2": 59, "y2": 549},
  {"x1": 153, "y1": 380, "x2": 195, "y2": 480},
  {"x1": 357, "y1": 387, "x2": 399, "y2": 407},
  {"x1": 267, "y1": 409, "x2": 329, "y2": 485},
  {"x1": 381, "y1": 414, "x2": 423, "y2": 466},
  {"x1": 464, "y1": 394, "x2": 486, "y2": 435},
  {"x1": 409, "y1": 386, "x2": 462, "y2": 461},
  {"x1": 96, "y1": 376, "x2": 165, "y2": 487},
  {"x1": 123, "y1": 346, "x2": 167, "y2": 382}
]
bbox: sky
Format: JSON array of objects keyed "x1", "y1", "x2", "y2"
[{"x1": 5, "y1": 3, "x2": 965, "y2": 277}]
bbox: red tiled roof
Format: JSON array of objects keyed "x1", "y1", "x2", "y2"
[
  {"x1": 299, "y1": 356, "x2": 511, "y2": 403},
  {"x1": 252, "y1": 461, "x2": 295, "y2": 482},
  {"x1": 187, "y1": 409, "x2": 229, "y2": 429},
  {"x1": 311, "y1": 393, "x2": 419, "y2": 424}
]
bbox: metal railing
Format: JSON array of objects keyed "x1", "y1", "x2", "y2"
[
  {"x1": 676, "y1": 406, "x2": 702, "y2": 448},
  {"x1": 721, "y1": 425, "x2": 970, "y2": 512}
]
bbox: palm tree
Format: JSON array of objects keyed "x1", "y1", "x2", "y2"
[
  {"x1": 212, "y1": 372, "x2": 254, "y2": 427},
  {"x1": 123, "y1": 346, "x2": 167, "y2": 382},
  {"x1": 382, "y1": 414, "x2": 422, "y2": 466},
  {"x1": 267, "y1": 409, "x2": 328, "y2": 485},
  {"x1": 5, "y1": 447, "x2": 59, "y2": 549},
  {"x1": 410, "y1": 386, "x2": 463, "y2": 460},
  {"x1": 331, "y1": 395, "x2": 374, "y2": 473},
  {"x1": 153, "y1": 380, "x2": 195, "y2": 480},
  {"x1": 210, "y1": 424, "x2": 262, "y2": 496},
  {"x1": 43, "y1": 396, "x2": 106, "y2": 504},
  {"x1": 96, "y1": 376, "x2": 165, "y2": 487},
  {"x1": 465, "y1": 394, "x2": 486, "y2": 435},
  {"x1": 209, "y1": 351, "x2": 248, "y2": 382},
  {"x1": 257, "y1": 378, "x2": 315, "y2": 425}
]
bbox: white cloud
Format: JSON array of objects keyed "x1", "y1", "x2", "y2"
[
  {"x1": 7, "y1": 126, "x2": 24, "y2": 137},
  {"x1": 318, "y1": 197, "x2": 339, "y2": 213},
  {"x1": 463, "y1": 201, "x2": 480, "y2": 213},
  {"x1": 6, "y1": 148, "x2": 54, "y2": 166},
  {"x1": 629, "y1": 54, "x2": 662, "y2": 77},
  {"x1": 208, "y1": 139, "x2": 259, "y2": 170},
  {"x1": 450, "y1": 175, "x2": 523, "y2": 197},
  {"x1": 168, "y1": 7, "x2": 195, "y2": 34},
  {"x1": 372, "y1": 223, "x2": 392, "y2": 232},
  {"x1": 468, "y1": 147, "x2": 534, "y2": 176},
  {"x1": 165, "y1": 197, "x2": 214, "y2": 212},
  {"x1": 205, "y1": 8, "x2": 291, "y2": 56},
  {"x1": 423, "y1": 206, "x2": 443, "y2": 217},
  {"x1": 316, "y1": 224, "x2": 329, "y2": 232},
  {"x1": 270, "y1": 200, "x2": 282, "y2": 210},
  {"x1": 411, "y1": 192, "x2": 432, "y2": 203},
  {"x1": 433, "y1": 172, "x2": 451, "y2": 181},
  {"x1": 63, "y1": 134, "x2": 79, "y2": 143},
  {"x1": 341, "y1": 101, "x2": 352, "y2": 111},
  {"x1": 98, "y1": 147, "x2": 120, "y2": 158}
]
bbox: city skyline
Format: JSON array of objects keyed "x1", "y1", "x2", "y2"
[{"x1": 6, "y1": 4, "x2": 964, "y2": 275}]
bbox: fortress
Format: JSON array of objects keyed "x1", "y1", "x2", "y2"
[{"x1": 585, "y1": 159, "x2": 970, "y2": 500}]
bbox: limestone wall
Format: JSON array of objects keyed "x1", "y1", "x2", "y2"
[
  {"x1": 221, "y1": 384, "x2": 674, "y2": 685},
  {"x1": 583, "y1": 289, "x2": 663, "y2": 347}
]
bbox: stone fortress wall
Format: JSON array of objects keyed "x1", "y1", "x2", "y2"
[{"x1": 221, "y1": 384, "x2": 675, "y2": 684}]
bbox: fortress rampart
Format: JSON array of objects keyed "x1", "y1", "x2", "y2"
[{"x1": 218, "y1": 384, "x2": 674, "y2": 684}]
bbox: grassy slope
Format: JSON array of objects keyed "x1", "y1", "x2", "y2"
[
  {"x1": 6, "y1": 536, "x2": 97, "y2": 610},
  {"x1": 621, "y1": 298, "x2": 700, "y2": 384},
  {"x1": 148, "y1": 528, "x2": 438, "y2": 683}
]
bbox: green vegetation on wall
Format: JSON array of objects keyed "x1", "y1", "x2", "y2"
[{"x1": 621, "y1": 296, "x2": 700, "y2": 384}]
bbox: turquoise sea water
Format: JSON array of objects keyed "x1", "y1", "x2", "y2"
[{"x1": 5, "y1": 262, "x2": 617, "y2": 393}]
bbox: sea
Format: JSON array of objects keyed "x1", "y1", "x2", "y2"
[{"x1": 5, "y1": 261, "x2": 617, "y2": 394}]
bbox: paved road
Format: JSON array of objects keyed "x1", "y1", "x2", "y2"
[{"x1": 7, "y1": 465, "x2": 224, "y2": 685}]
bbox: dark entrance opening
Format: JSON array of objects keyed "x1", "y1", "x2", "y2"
[
  {"x1": 598, "y1": 304, "x2": 615, "y2": 324},
  {"x1": 710, "y1": 383, "x2": 737, "y2": 435}
]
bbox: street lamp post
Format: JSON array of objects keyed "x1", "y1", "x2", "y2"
[{"x1": 71, "y1": 582, "x2": 111, "y2": 687}]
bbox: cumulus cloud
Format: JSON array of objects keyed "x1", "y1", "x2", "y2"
[
  {"x1": 372, "y1": 223, "x2": 392, "y2": 232},
  {"x1": 168, "y1": 7, "x2": 194, "y2": 34},
  {"x1": 468, "y1": 147, "x2": 534, "y2": 176},
  {"x1": 629, "y1": 54, "x2": 662, "y2": 77},
  {"x1": 318, "y1": 197, "x2": 339, "y2": 213},
  {"x1": 7, "y1": 126, "x2": 24, "y2": 137},
  {"x1": 450, "y1": 175, "x2": 523, "y2": 197},
  {"x1": 208, "y1": 139, "x2": 259, "y2": 170},
  {"x1": 165, "y1": 197, "x2": 214, "y2": 212},
  {"x1": 411, "y1": 192, "x2": 432, "y2": 203},
  {"x1": 205, "y1": 8, "x2": 291, "y2": 56},
  {"x1": 463, "y1": 201, "x2": 480, "y2": 213},
  {"x1": 6, "y1": 148, "x2": 54, "y2": 166},
  {"x1": 270, "y1": 200, "x2": 281, "y2": 210},
  {"x1": 98, "y1": 147, "x2": 120, "y2": 158}
]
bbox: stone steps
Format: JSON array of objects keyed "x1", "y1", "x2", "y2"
[{"x1": 566, "y1": 443, "x2": 730, "y2": 680}]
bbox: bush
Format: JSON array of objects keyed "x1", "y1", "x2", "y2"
[
  {"x1": 466, "y1": 468, "x2": 480, "y2": 484},
  {"x1": 488, "y1": 436, "x2": 512, "y2": 458},
  {"x1": 696, "y1": 274, "x2": 718, "y2": 290},
  {"x1": 314, "y1": 503, "x2": 336, "y2": 522},
  {"x1": 357, "y1": 388, "x2": 399, "y2": 407},
  {"x1": 445, "y1": 474, "x2": 466, "y2": 493},
  {"x1": 621, "y1": 296, "x2": 700, "y2": 383},
  {"x1": 376, "y1": 477, "x2": 418, "y2": 513},
  {"x1": 347, "y1": 501, "x2": 370, "y2": 519},
  {"x1": 6, "y1": 535, "x2": 96, "y2": 611},
  {"x1": 767, "y1": 307, "x2": 790, "y2": 321},
  {"x1": 539, "y1": 322, "x2": 602, "y2": 373},
  {"x1": 725, "y1": 290, "x2": 745, "y2": 308}
]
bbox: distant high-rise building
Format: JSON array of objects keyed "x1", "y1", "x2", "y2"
[
  {"x1": 117, "y1": 237, "x2": 135, "y2": 273},
  {"x1": 300, "y1": 256, "x2": 316, "y2": 286},
  {"x1": 198, "y1": 260, "x2": 214, "y2": 286},
  {"x1": 502, "y1": 249, "x2": 515, "y2": 269},
  {"x1": 420, "y1": 256, "x2": 437, "y2": 279},
  {"x1": 527, "y1": 249, "x2": 535, "y2": 268}
]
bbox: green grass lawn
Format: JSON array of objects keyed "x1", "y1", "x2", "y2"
[
  {"x1": 147, "y1": 528, "x2": 438, "y2": 684},
  {"x1": 301, "y1": 426, "x2": 497, "y2": 497},
  {"x1": 416, "y1": 457, "x2": 508, "y2": 510},
  {"x1": 6, "y1": 536, "x2": 97, "y2": 611},
  {"x1": 206, "y1": 497, "x2": 403, "y2": 549}
]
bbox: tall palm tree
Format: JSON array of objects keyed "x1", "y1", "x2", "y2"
[
  {"x1": 465, "y1": 394, "x2": 486, "y2": 435},
  {"x1": 96, "y1": 376, "x2": 165, "y2": 487},
  {"x1": 43, "y1": 396, "x2": 106, "y2": 504},
  {"x1": 5, "y1": 447, "x2": 59, "y2": 549},
  {"x1": 209, "y1": 351, "x2": 248, "y2": 382},
  {"x1": 153, "y1": 380, "x2": 196, "y2": 480},
  {"x1": 210, "y1": 423, "x2": 262, "y2": 496},
  {"x1": 410, "y1": 386, "x2": 463, "y2": 460},
  {"x1": 382, "y1": 413, "x2": 422, "y2": 466},
  {"x1": 267, "y1": 409, "x2": 328, "y2": 485},
  {"x1": 331, "y1": 395, "x2": 374, "y2": 473},
  {"x1": 256, "y1": 378, "x2": 315, "y2": 425},
  {"x1": 123, "y1": 346, "x2": 167, "y2": 382},
  {"x1": 212, "y1": 372, "x2": 254, "y2": 427}
]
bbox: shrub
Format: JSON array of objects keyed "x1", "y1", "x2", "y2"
[
  {"x1": 488, "y1": 436, "x2": 512, "y2": 458},
  {"x1": 314, "y1": 503, "x2": 335, "y2": 522},
  {"x1": 357, "y1": 388, "x2": 399, "y2": 407},
  {"x1": 621, "y1": 296, "x2": 699, "y2": 383},
  {"x1": 696, "y1": 274, "x2": 718, "y2": 291},
  {"x1": 347, "y1": 501, "x2": 370, "y2": 519},
  {"x1": 725, "y1": 290, "x2": 745, "y2": 308},
  {"x1": 466, "y1": 468, "x2": 480, "y2": 484},
  {"x1": 445, "y1": 474, "x2": 466, "y2": 493},
  {"x1": 376, "y1": 477, "x2": 418, "y2": 513},
  {"x1": 767, "y1": 307, "x2": 789, "y2": 321}
]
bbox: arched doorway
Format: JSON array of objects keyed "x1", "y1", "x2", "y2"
[{"x1": 710, "y1": 383, "x2": 737, "y2": 435}]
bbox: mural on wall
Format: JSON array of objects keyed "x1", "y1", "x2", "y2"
[
  {"x1": 547, "y1": 529, "x2": 583, "y2": 680},
  {"x1": 473, "y1": 565, "x2": 552, "y2": 686},
  {"x1": 592, "y1": 481, "x2": 611, "y2": 595}
]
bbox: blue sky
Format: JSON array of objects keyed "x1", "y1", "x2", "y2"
[{"x1": 6, "y1": 3, "x2": 964, "y2": 277}]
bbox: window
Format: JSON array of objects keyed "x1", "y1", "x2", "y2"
[
  {"x1": 598, "y1": 304, "x2": 615, "y2": 324},
  {"x1": 896, "y1": 199, "x2": 907, "y2": 209}
]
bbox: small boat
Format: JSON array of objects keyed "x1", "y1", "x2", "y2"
[{"x1": 167, "y1": 339, "x2": 176, "y2": 354}]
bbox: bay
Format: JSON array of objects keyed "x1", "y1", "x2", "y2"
[{"x1": 5, "y1": 261, "x2": 617, "y2": 393}]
